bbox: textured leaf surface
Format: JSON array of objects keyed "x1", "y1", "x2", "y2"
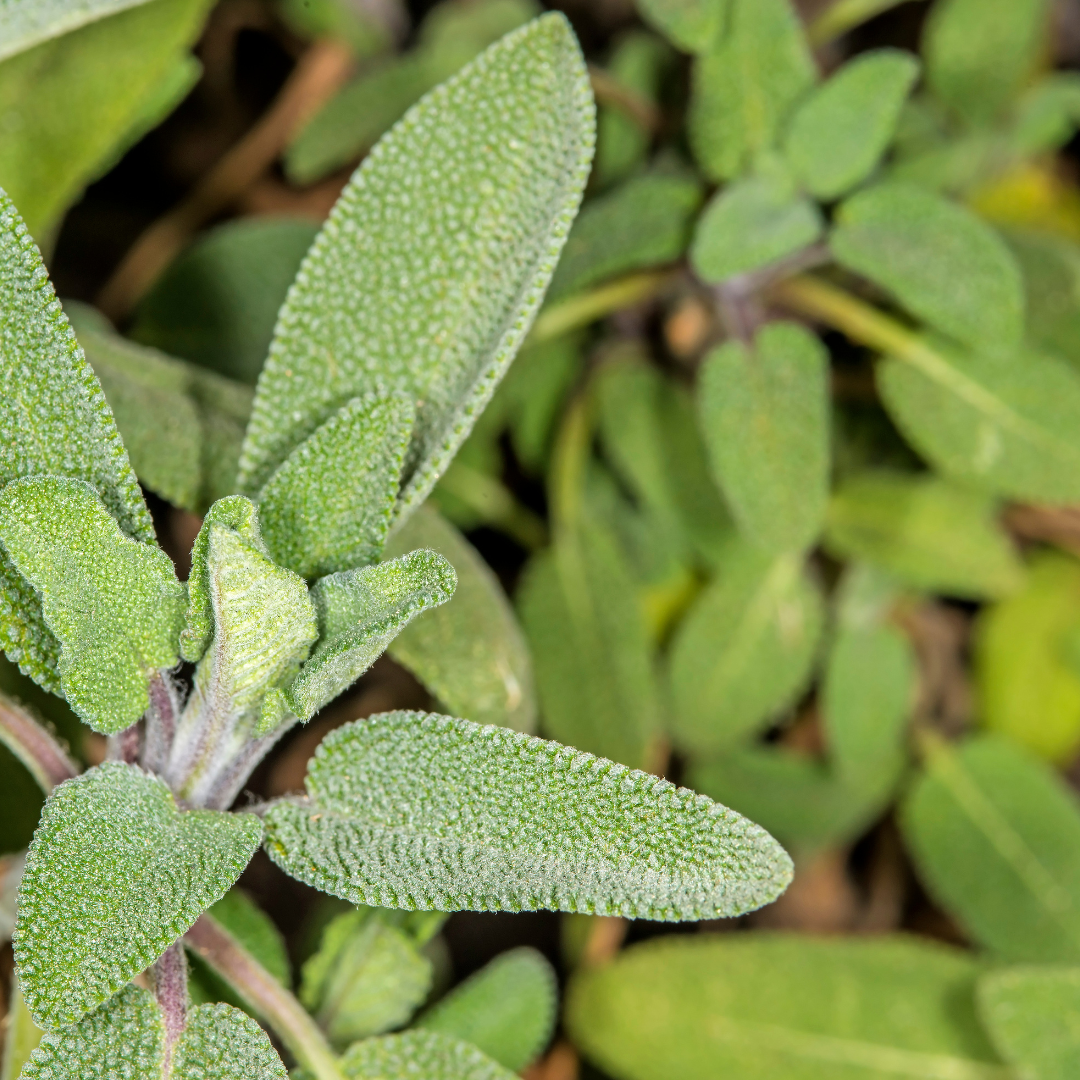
[
  {"x1": 0, "y1": 477, "x2": 185, "y2": 733},
  {"x1": 635, "y1": 0, "x2": 726, "y2": 53},
  {"x1": 0, "y1": 193, "x2": 152, "y2": 692},
  {"x1": 831, "y1": 183, "x2": 1024, "y2": 350},
  {"x1": 237, "y1": 15, "x2": 595, "y2": 524},
  {"x1": 669, "y1": 539, "x2": 824, "y2": 753},
  {"x1": 258, "y1": 393, "x2": 414, "y2": 578},
  {"x1": 173, "y1": 1002, "x2": 287, "y2": 1079},
  {"x1": 14, "y1": 763, "x2": 262, "y2": 1029},
  {"x1": 566, "y1": 934, "x2": 1003, "y2": 1080},
  {"x1": 385, "y1": 506, "x2": 535, "y2": 732},
  {"x1": 335, "y1": 1031, "x2": 516, "y2": 1080},
  {"x1": 901, "y1": 735, "x2": 1080, "y2": 963},
  {"x1": 0, "y1": 0, "x2": 156, "y2": 62},
  {"x1": 783, "y1": 50, "x2": 919, "y2": 200},
  {"x1": 824, "y1": 471, "x2": 1024, "y2": 600},
  {"x1": 283, "y1": 550, "x2": 456, "y2": 721},
  {"x1": 690, "y1": 172, "x2": 823, "y2": 284},
  {"x1": 418, "y1": 947, "x2": 556, "y2": 1071},
  {"x1": 978, "y1": 966, "x2": 1080, "y2": 1080},
  {"x1": 264, "y1": 710, "x2": 793, "y2": 920},
  {"x1": 698, "y1": 322, "x2": 829, "y2": 553}
]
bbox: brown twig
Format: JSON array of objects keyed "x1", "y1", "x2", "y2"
[{"x1": 1004, "y1": 503, "x2": 1080, "y2": 557}]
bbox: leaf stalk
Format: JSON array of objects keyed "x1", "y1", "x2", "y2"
[{"x1": 0, "y1": 692, "x2": 78, "y2": 794}]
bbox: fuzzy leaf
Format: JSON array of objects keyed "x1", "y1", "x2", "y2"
[
  {"x1": 902, "y1": 734, "x2": 1080, "y2": 962},
  {"x1": 334, "y1": 1031, "x2": 516, "y2": 1080},
  {"x1": 14, "y1": 763, "x2": 262, "y2": 1029},
  {"x1": 978, "y1": 965, "x2": 1080, "y2": 1080},
  {"x1": 385, "y1": 506, "x2": 536, "y2": 732},
  {"x1": 690, "y1": 172, "x2": 823, "y2": 284},
  {"x1": 698, "y1": 322, "x2": 829, "y2": 553},
  {"x1": 258, "y1": 393, "x2": 414, "y2": 579},
  {"x1": 0, "y1": 477, "x2": 185, "y2": 733},
  {"x1": 831, "y1": 183, "x2": 1024, "y2": 350},
  {"x1": 0, "y1": 0, "x2": 158, "y2": 62},
  {"x1": 783, "y1": 49, "x2": 920, "y2": 200},
  {"x1": 237, "y1": 15, "x2": 595, "y2": 525},
  {"x1": 566, "y1": 934, "x2": 1003, "y2": 1080},
  {"x1": 635, "y1": 0, "x2": 726, "y2": 53},
  {"x1": 2, "y1": 978, "x2": 42, "y2": 1080},
  {"x1": 264, "y1": 710, "x2": 793, "y2": 919},
  {"x1": 669, "y1": 538, "x2": 824, "y2": 754},
  {"x1": 688, "y1": 0, "x2": 816, "y2": 181},
  {"x1": 281, "y1": 550, "x2": 457, "y2": 722},
  {"x1": 824, "y1": 471, "x2": 1024, "y2": 600},
  {"x1": 417, "y1": 947, "x2": 557, "y2": 1072}
]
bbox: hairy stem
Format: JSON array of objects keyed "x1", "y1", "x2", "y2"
[
  {"x1": 185, "y1": 914, "x2": 345, "y2": 1080},
  {"x1": 151, "y1": 942, "x2": 187, "y2": 1071},
  {"x1": 142, "y1": 671, "x2": 184, "y2": 776},
  {"x1": 0, "y1": 692, "x2": 78, "y2": 794}
]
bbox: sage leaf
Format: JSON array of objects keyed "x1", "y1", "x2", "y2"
[
  {"x1": 417, "y1": 947, "x2": 557, "y2": 1071},
  {"x1": 698, "y1": 322, "x2": 829, "y2": 553},
  {"x1": 263, "y1": 710, "x2": 793, "y2": 920},
  {"x1": 831, "y1": 183, "x2": 1025, "y2": 350},
  {"x1": 1, "y1": 978, "x2": 41, "y2": 1080},
  {"x1": 334, "y1": 1030, "x2": 516, "y2": 1080},
  {"x1": 901, "y1": 734, "x2": 1080, "y2": 962},
  {"x1": 385, "y1": 506, "x2": 536, "y2": 732},
  {"x1": 173, "y1": 1002, "x2": 288, "y2": 1079},
  {"x1": 258, "y1": 393, "x2": 414, "y2": 579},
  {"x1": 14, "y1": 763, "x2": 262, "y2": 1029},
  {"x1": 635, "y1": 0, "x2": 726, "y2": 54},
  {"x1": 0, "y1": 0, "x2": 156, "y2": 62},
  {"x1": 1008, "y1": 229, "x2": 1080, "y2": 371},
  {"x1": 566, "y1": 934, "x2": 1004, "y2": 1080},
  {"x1": 824, "y1": 471, "x2": 1024, "y2": 600},
  {"x1": 669, "y1": 539, "x2": 824, "y2": 753},
  {"x1": 237, "y1": 14, "x2": 595, "y2": 526},
  {"x1": 978, "y1": 965, "x2": 1080, "y2": 1080},
  {"x1": 281, "y1": 550, "x2": 457, "y2": 722},
  {"x1": 688, "y1": 0, "x2": 816, "y2": 181},
  {"x1": 689, "y1": 172, "x2": 823, "y2": 284},
  {"x1": 0, "y1": 477, "x2": 185, "y2": 734},
  {"x1": 0, "y1": 193, "x2": 152, "y2": 693},
  {"x1": 783, "y1": 49, "x2": 920, "y2": 200}
]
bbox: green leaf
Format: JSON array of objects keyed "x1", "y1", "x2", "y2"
[
  {"x1": 690, "y1": 171, "x2": 823, "y2": 283},
  {"x1": 0, "y1": 0, "x2": 212, "y2": 237},
  {"x1": 688, "y1": 0, "x2": 816, "y2": 181},
  {"x1": 334, "y1": 1030, "x2": 516, "y2": 1080},
  {"x1": 975, "y1": 552, "x2": 1080, "y2": 765},
  {"x1": 239, "y1": 13, "x2": 595, "y2": 525},
  {"x1": 978, "y1": 965, "x2": 1080, "y2": 1080},
  {"x1": 385, "y1": 506, "x2": 536, "y2": 732},
  {"x1": 901, "y1": 734, "x2": 1080, "y2": 963},
  {"x1": 924, "y1": 0, "x2": 1051, "y2": 126},
  {"x1": 1007, "y1": 229, "x2": 1080, "y2": 371},
  {"x1": 824, "y1": 471, "x2": 1024, "y2": 600},
  {"x1": 565, "y1": 934, "x2": 1004, "y2": 1080},
  {"x1": 668, "y1": 538, "x2": 824, "y2": 754},
  {"x1": 547, "y1": 173, "x2": 702, "y2": 302},
  {"x1": 264, "y1": 710, "x2": 793, "y2": 920},
  {"x1": 258, "y1": 393, "x2": 414, "y2": 579},
  {"x1": 281, "y1": 550, "x2": 457, "y2": 722},
  {"x1": 831, "y1": 183, "x2": 1024, "y2": 350},
  {"x1": 783, "y1": 49, "x2": 920, "y2": 200},
  {"x1": 130, "y1": 217, "x2": 319, "y2": 385},
  {"x1": 0, "y1": 0, "x2": 159, "y2": 62},
  {"x1": 635, "y1": 0, "x2": 726, "y2": 53},
  {"x1": 698, "y1": 322, "x2": 829, "y2": 553},
  {"x1": 14, "y1": 762, "x2": 262, "y2": 1029},
  {"x1": 300, "y1": 907, "x2": 432, "y2": 1049},
  {"x1": 417, "y1": 947, "x2": 557, "y2": 1071},
  {"x1": 0, "y1": 477, "x2": 185, "y2": 733}
]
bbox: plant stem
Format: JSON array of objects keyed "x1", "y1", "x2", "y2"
[
  {"x1": 0, "y1": 692, "x2": 78, "y2": 794},
  {"x1": 185, "y1": 914, "x2": 346, "y2": 1080},
  {"x1": 806, "y1": 0, "x2": 925, "y2": 47},
  {"x1": 587, "y1": 65, "x2": 661, "y2": 133},
  {"x1": 142, "y1": 671, "x2": 182, "y2": 775},
  {"x1": 151, "y1": 942, "x2": 187, "y2": 1071},
  {"x1": 529, "y1": 271, "x2": 673, "y2": 345}
]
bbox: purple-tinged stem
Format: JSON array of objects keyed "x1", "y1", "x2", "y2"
[
  {"x1": 152, "y1": 941, "x2": 188, "y2": 1071},
  {"x1": 0, "y1": 691, "x2": 78, "y2": 793}
]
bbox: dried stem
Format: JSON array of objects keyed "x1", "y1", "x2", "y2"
[{"x1": 0, "y1": 692, "x2": 78, "y2": 794}]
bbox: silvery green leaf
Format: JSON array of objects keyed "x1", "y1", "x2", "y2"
[
  {"x1": 668, "y1": 538, "x2": 824, "y2": 754},
  {"x1": 263, "y1": 710, "x2": 793, "y2": 920},
  {"x1": 978, "y1": 965, "x2": 1080, "y2": 1080},
  {"x1": 831, "y1": 183, "x2": 1024, "y2": 350},
  {"x1": 565, "y1": 934, "x2": 1003, "y2": 1080},
  {"x1": 258, "y1": 393, "x2": 414, "y2": 579},
  {"x1": 281, "y1": 550, "x2": 457, "y2": 722},
  {"x1": 824, "y1": 471, "x2": 1024, "y2": 600},
  {"x1": 901, "y1": 734, "x2": 1080, "y2": 963},
  {"x1": 783, "y1": 49, "x2": 920, "y2": 200},
  {"x1": 689, "y1": 171, "x2": 823, "y2": 283},
  {"x1": 417, "y1": 947, "x2": 557, "y2": 1072},
  {"x1": 238, "y1": 14, "x2": 595, "y2": 526},
  {"x1": 0, "y1": 477, "x2": 185, "y2": 734},
  {"x1": 0, "y1": 0, "x2": 156, "y2": 62},
  {"x1": 172, "y1": 1002, "x2": 288, "y2": 1079},
  {"x1": 635, "y1": 0, "x2": 726, "y2": 53},
  {"x1": 688, "y1": 0, "x2": 816, "y2": 181},
  {"x1": 0, "y1": 193, "x2": 153, "y2": 693},
  {"x1": 334, "y1": 1030, "x2": 516, "y2": 1080},
  {"x1": 385, "y1": 506, "x2": 536, "y2": 732},
  {"x1": 14, "y1": 763, "x2": 262, "y2": 1030},
  {"x1": 697, "y1": 322, "x2": 829, "y2": 553}
]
